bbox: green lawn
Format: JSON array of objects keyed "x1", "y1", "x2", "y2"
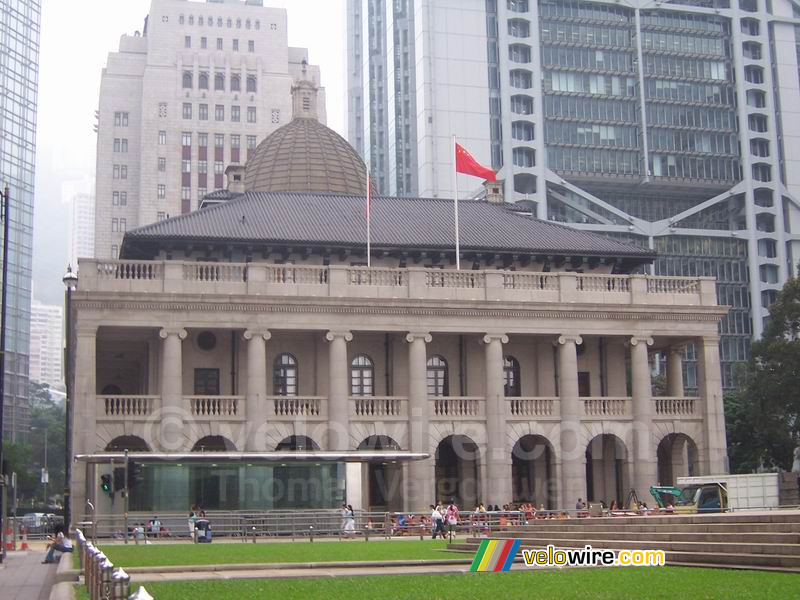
[
  {"x1": 75, "y1": 568, "x2": 800, "y2": 600},
  {"x1": 100, "y1": 539, "x2": 456, "y2": 568}
]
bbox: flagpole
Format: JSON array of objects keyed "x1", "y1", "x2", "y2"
[
  {"x1": 452, "y1": 134, "x2": 460, "y2": 270},
  {"x1": 366, "y1": 169, "x2": 371, "y2": 268}
]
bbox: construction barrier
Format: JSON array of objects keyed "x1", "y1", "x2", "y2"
[
  {"x1": 4, "y1": 525, "x2": 12, "y2": 551},
  {"x1": 20, "y1": 526, "x2": 28, "y2": 550}
]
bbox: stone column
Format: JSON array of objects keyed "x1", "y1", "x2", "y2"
[
  {"x1": 325, "y1": 330, "x2": 353, "y2": 451},
  {"x1": 666, "y1": 347, "x2": 685, "y2": 397},
  {"x1": 244, "y1": 329, "x2": 271, "y2": 451},
  {"x1": 483, "y1": 333, "x2": 511, "y2": 506},
  {"x1": 557, "y1": 335, "x2": 584, "y2": 508},
  {"x1": 71, "y1": 326, "x2": 97, "y2": 528},
  {"x1": 605, "y1": 338, "x2": 628, "y2": 397},
  {"x1": 159, "y1": 328, "x2": 187, "y2": 411},
  {"x1": 630, "y1": 336, "x2": 656, "y2": 494},
  {"x1": 697, "y1": 335, "x2": 727, "y2": 474},
  {"x1": 406, "y1": 332, "x2": 432, "y2": 512}
]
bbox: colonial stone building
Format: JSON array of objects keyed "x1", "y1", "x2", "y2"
[{"x1": 70, "y1": 81, "x2": 728, "y2": 522}]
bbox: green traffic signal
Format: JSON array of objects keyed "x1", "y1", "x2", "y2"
[{"x1": 100, "y1": 473, "x2": 113, "y2": 496}]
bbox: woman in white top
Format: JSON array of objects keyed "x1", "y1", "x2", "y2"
[
  {"x1": 43, "y1": 527, "x2": 73, "y2": 564},
  {"x1": 343, "y1": 504, "x2": 356, "y2": 538}
]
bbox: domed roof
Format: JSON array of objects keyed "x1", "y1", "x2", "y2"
[{"x1": 244, "y1": 80, "x2": 369, "y2": 196}]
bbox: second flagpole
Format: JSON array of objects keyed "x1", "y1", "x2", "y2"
[{"x1": 452, "y1": 135, "x2": 460, "y2": 270}]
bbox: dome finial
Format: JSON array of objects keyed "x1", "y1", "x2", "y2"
[{"x1": 292, "y1": 78, "x2": 319, "y2": 121}]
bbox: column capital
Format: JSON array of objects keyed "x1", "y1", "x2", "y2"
[
  {"x1": 243, "y1": 329, "x2": 272, "y2": 341},
  {"x1": 74, "y1": 324, "x2": 98, "y2": 337},
  {"x1": 325, "y1": 330, "x2": 353, "y2": 342},
  {"x1": 629, "y1": 335, "x2": 654, "y2": 347},
  {"x1": 482, "y1": 333, "x2": 509, "y2": 345},
  {"x1": 557, "y1": 334, "x2": 583, "y2": 346},
  {"x1": 159, "y1": 327, "x2": 187, "y2": 340},
  {"x1": 405, "y1": 332, "x2": 432, "y2": 344},
  {"x1": 698, "y1": 335, "x2": 720, "y2": 345},
  {"x1": 667, "y1": 345, "x2": 688, "y2": 356}
]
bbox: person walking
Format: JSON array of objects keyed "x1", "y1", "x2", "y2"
[
  {"x1": 445, "y1": 500, "x2": 460, "y2": 540},
  {"x1": 188, "y1": 504, "x2": 199, "y2": 541},
  {"x1": 343, "y1": 504, "x2": 356, "y2": 539},
  {"x1": 430, "y1": 504, "x2": 444, "y2": 539}
]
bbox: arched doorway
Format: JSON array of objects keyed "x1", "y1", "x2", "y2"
[
  {"x1": 585, "y1": 434, "x2": 628, "y2": 507},
  {"x1": 190, "y1": 435, "x2": 237, "y2": 509},
  {"x1": 435, "y1": 435, "x2": 479, "y2": 508},
  {"x1": 657, "y1": 433, "x2": 699, "y2": 486},
  {"x1": 512, "y1": 435, "x2": 556, "y2": 508},
  {"x1": 275, "y1": 435, "x2": 320, "y2": 451},
  {"x1": 191, "y1": 435, "x2": 237, "y2": 452},
  {"x1": 358, "y1": 435, "x2": 402, "y2": 510},
  {"x1": 105, "y1": 435, "x2": 150, "y2": 451}
]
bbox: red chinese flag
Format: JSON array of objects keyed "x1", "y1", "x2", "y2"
[{"x1": 455, "y1": 142, "x2": 496, "y2": 182}]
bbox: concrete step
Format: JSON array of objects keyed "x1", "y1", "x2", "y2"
[
  {"x1": 502, "y1": 522, "x2": 800, "y2": 534},
  {"x1": 516, "y1": 513, "x2": 800, "y2": 527},
  {"x1": 464, "y1": 536, "x2": 800, "y2": 556}
]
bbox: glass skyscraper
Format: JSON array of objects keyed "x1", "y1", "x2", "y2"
[
  {"x1": 0, "y1": 0, "x2": 40, "y2": 440},
  {"x1": 348, "y1": 0, "x2": 800, "y2": 392}
]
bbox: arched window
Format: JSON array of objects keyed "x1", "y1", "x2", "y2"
[
  {"x1": 504, "y1": 356, "x2": 521, "y2": 397},
  {"x1": 182, "y1": 71, "x2": 193, "y2": 89},
  {"x1": 273, "y1": 353, "x2": 298, "y2": 396},
  {"x1": 214, "y1": 72, "x2": 225, "y2": 91},
  {"x1": 230, "y1": 74, "x2": 241, "y2": 92},
  {"x1": 351, "y1": 355, "x2": 374, "y2": 396},
  {"x1": 199, "y1": 72, "x2": 209, "y2": 90},
  {"x1": 246, "y1": 75, "x2": 257, "y2": 93},
  {"x1": 427, "y1": 356, "x2": 449, "y2": 397}
]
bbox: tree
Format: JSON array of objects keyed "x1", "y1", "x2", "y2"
[{"x1": 726, "y1": 278, "x2": 800, "y2": 472}]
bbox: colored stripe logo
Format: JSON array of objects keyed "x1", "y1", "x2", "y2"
[{"x1": 470, "y1": 540, "x2": 521, "y2": 572}]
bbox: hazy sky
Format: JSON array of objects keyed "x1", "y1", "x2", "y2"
[{"x1": 33, "y1": 0, "x2": 346, "y2": 305}]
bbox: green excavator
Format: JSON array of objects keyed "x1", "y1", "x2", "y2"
[{"x1": 649, "y1": 483, "x2": 728, "y2": 514}]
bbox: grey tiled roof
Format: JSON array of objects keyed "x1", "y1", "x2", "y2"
[{"x1": 122, "y1": 192, "x2": 655, "y2": 260}]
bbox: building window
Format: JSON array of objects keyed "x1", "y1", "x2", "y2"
[
  {"x1": 199, "y1": 72, "x2": 209, "y2": 89},
  {"x1": 113, "y1": 165, "x2": 120, "y2": 179},
  {"x1": 247, "y1": 135, "x2": 257, "y2": 150},
  {"x1": 201, "y1": 36, "x2": 207, "y2": 49},
  {"x1": 215, "y1": 133, "x2": 224, "y2": 148},
  {"x1": 231, "y1": 105, "x2": 240, "y2": 122},
  {"x1": 157, "y1": 211, "x2": 166, "y2": 221},
  {"x1": 236, "y1": 18, "x2": 242, "y2": 29},
  {"x1": 199, "y1": 103, "x2": 208, "y2": 120},
  {"x1": 273, "y1": 354, "x2": 298, "y2": 396},
  {"x1": 184, "y1": 36, "x2": 191, "y2": 48},
  {"x1": 231, "y1": 74, "x2": 241, "y2": 92},
  {"x1": 182, "y1": 186, "x2": 191, "y2": 200},
  {"x1": 111, "y1": 245, "x2": 118, "y2": 258},
  {"x1": 159, "y1": 130, "x2": 167, "y2": 145},
  {"x1": 179, "y1": 14, "x2": 184, "y2": 25},
  {"x1": 215, "y1": 104, "x2": 225, "y2": 121},
  {"x1": 182, "y1": 159, "x2": 191, "y2": 174},
  {"x1": 182, "y1": 71, "x2": 193, "y2": 89},
  {"x1": 120, "y1": 166, "x2": 127, "y2": 179},
  {"x1": 271, "y1": 109, "x2": 280, "y2": 124},
  {"x1": 227, "y1": 18, "x2": 232, "y2": 28},
  {"x1": 215, "y1": 73, "x2": 225, "y2": 91},
  {"x1": 113, "y1": 138, "x2": 120, "y2": 152},
  {"x1": 114, "y1": 112, "x2": 128, "y2": 126},
  {"x1": 246, "y1": 19, "x2": 251, "y2": 29},
  {"x1": 247, "y1": 106, "x2": 257, "y2": 123},
  {"x1": 158, "y1": 184, "x2": 166, "y2": 199},
  {"x1": 231, "y1": 134, "x2": 240, "y2": 149},
  {"x1": 198, "y1": 133, "x2": 208, "y2": 147},
  {"x1": 427, "y1": 356, "x2": 449, "y2": 396},
  {"x1": 504, "y1": 356, "x2": 521, "y2": 397},
  {"x1": 198, "y1": 160, "x2": 208, "y2": 173},
  {"x1": 112, "y1": 218, "x2": 119, "y2": 232},
  {"x1": 232, "y1": 38, "x2": 239, "y2": 51},
  {"x1": 158, "y1": 102, "x2": 167, "y2": 118},
  {"x1": 120, "y1": 192, "x2": 127, "y2": 206},
  {"x1": 121, "y1": 139, "x2": 128, "y2": 152},
  {"x1": 255, "y1": 20, "x2": 260, "y2": 30},
  {"x1": 182, "y1": 102, "x2": 192, "y2": 119},
  {"x1": 112, "y1": 191, "x2": 120, "y2": 206},
  {"x1": 246, "y1": 75, "x2": 257, "y2": 93},
  {"x1": 119, "y1": 218, "x2": 126, "y2": 232},
  {"x1": 182, "y1": 132, "x2": 192, "y2": 146},
  {"x1": 351, "y1": 355, "x2": 374, "y2": 396},
  {"x1": 248, "y1": 40, "x2": 255, "y2": 53},
  {"x1": 214, "y1": 161, "x2": 224, "y2": 175},
  {"x1": 216, "y1": 37, "x2": 223, "y2": 50}
]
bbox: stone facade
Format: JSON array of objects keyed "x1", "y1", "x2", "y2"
[{"x1": 71, "y1": 256, "x2": 727, "y2": 519}]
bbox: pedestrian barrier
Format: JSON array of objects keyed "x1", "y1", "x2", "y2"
[
  {"x1": 75, "y1": 529, "x2": 130, "y2": 600},
  {"x1": 20, "y1": 525, "x2": 29, "y2": 550}
]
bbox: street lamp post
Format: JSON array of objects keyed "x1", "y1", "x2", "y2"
[
  {"x1": 0, "y1": 183, "x2": 10, "y2": 563},
  {"x1": 62, "y1": 266, "x2": 78, "y2": 529}
]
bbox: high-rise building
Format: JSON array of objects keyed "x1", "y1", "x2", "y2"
[
  {"x1": 0, "y1": 0, "x2": 41, "y2": 440},
  {"x1": 29, "y1": 300, "x2": 63, "y2": 391},
  {"x1": 348, "y1": 0, "x2": 800, "y2": 390},
  {"x1": 63, "y1": 179, "x2": 96, "y2": 265},
  {"x1": 94, "y1": 0, "x2": 325, "y2": 259}
]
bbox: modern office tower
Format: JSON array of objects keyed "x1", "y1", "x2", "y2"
[
  {"x1": 94, "y1": 0, "x2": 325, "y2": 259},
  {"x1": 348, "y1": 0, "x2": 800, "y2": 390},
  {"x1": 0, "y1": 0, "x2": 41, "y2": 440},
  {"x1": 29, "y1": 300, "x2": 62, "y2": 390},
  {"x1": 63, "y1": 179, "x2": 96, "y2": 265}
]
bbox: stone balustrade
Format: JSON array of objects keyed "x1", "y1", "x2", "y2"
[
  {"x1": 350, "y1": 396, "x2": 407, "y2": 420},
  {"x1": 185, "y1": 395, "x2": 244, "y2": 419},
  {"x1": 653, "y1": 396, "x2": 700, "y2": 418},
  {"x1": 97, "y1": 395, "x2": 160, "y2": 420},
  {"x1": 77, "y1": 259, "x2": 718, "y2": 306},
  {"x1": 582, "y1": 397, "x2": 632, "y2": 418},
  {"x1": 507, "y1": 397, "x2": 559, "y2": 420},
  {"x1": 270, "y1": 396, "x2": 326, "y2": 420},
  {"x1": 430, "y1": 397, "x2": 484, "y2": 419}
]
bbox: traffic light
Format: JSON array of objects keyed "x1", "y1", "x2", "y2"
[
  {"x1": 100, "y1": 474, "x2": 113, "y2": 496},
  {"x1": 113, "y1": 467, "x2": 126, "y2": 492},
  {"x1": 128, "y1": 461, "x2": 144, "y2": 488}
]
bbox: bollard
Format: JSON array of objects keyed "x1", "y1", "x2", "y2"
[
  {"x1": 100, "y1": 559, "x2": 114, "y2": 600},
  {"x1": 111, "y1": 567, "x2": 130, "y2": 600},
  {"x1": 364, "y1": 525, "x2": 369, "y2": 542},
  {"x1": 309, "y1": 525, "x2": 314, "y2": 543},
  {"x1": 252, "y1": 526, "x2": 256, "y2": 544}
]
